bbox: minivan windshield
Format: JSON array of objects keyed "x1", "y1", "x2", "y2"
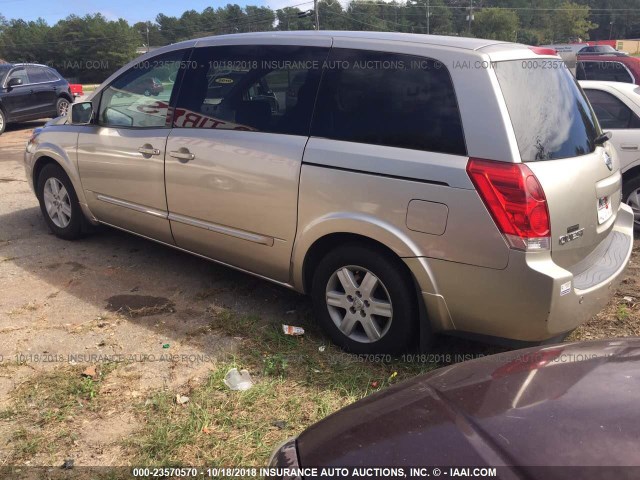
[{"x1": 495, "y1": 59, "x2": 599, "y2": 162}]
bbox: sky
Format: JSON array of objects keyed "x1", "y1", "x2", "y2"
[{"x1": 0, "y1": 0, "x2": 309, "y2": 25}]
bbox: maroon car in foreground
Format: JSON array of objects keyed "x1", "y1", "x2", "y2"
[{"x1": 269, "y1": 339, "x2": 640, "y2": 479}]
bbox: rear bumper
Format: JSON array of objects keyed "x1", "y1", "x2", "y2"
[{"x1": 405, "y1": 204, "x2": 634, "y2": 342}]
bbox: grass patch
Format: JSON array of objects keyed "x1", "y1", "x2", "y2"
[
  {"x1": 7, "y1": 301, "x2": 39, "y2": 316},
  {"x1": 616, "y1": 304, "x2": 630, "y2": 321},
  {"x1": 5, "y1": 363, "x2": 118, "y2": 463},
  {"x1": 0, "y1": 408, "x2": 15, "y2": 420},
  {"x1": 12, "y1": 363, "x2": 117, "y2": 425},
  {"x1": 11, "y1": 427, "x2": 43, "y2": 457},
  {"x1": 130, "y1": 309, "x2": 442, "y2": 467}
]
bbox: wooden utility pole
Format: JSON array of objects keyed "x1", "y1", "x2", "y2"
[
  {"x1": 314, "y1": 0, "x2": 320, "y2": 30},
  {"x1": 427, "y1": 0, "x2": 430, "y2": 35}
]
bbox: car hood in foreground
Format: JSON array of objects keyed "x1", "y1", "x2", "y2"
[{"x1": 297, "y1": 339, "x2": 640, "y2": 470}]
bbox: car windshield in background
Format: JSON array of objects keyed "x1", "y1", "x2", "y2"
[
  {"x1": 580, "y1": 46, "x2": 617, "y2": 54},
  {"x1": 495, "y1": 59, "x2": 599, "y2": 162}
]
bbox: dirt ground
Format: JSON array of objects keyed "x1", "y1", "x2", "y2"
[{"x1": 0, "y1": 120, "x2": 639, "y2": 470}]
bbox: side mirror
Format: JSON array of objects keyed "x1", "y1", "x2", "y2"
[
  {"x1": 7, "y1": 77, "x2": 23, "y2": 88},
  {"x1": 595, "y1": 131, "x2": 612, "y2": 146},
  {"x1": 70, "y1": 102, "x2": 93, "y2": 124}
]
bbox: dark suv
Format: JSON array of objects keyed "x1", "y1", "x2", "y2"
[{"x1": 0, "y1": 63, "x2": 73, "y2": 135}]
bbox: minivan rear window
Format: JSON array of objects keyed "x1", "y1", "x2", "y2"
[{"x1": 495, "y1": 59, "x2": 599, "y2": 162}]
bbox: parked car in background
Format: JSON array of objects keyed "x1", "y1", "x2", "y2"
[
  {"x1": 0, "y1": 63, "x2": 73, "y2": 135},
  {"x1": 270, "y1": 339, "x2": 640, "y2": 474},
  {"x1": 580, "y1": 80, "x2": 640, "y2": 227},
  {"x1": 577, "y1": 55, "x2": 640, "y2": 85},
  {"x1": 69, "y1": 84, "x2": 84, "y2": 99},
  {"x1": 130, "y1": 76, "x2": 164, "y2": 96},
  {"x1": 24, "y1": 32, "x2": 634, "y2": 353},
  {"x1": 578, "y1": 45, "x2": 627, "y2": 56}
]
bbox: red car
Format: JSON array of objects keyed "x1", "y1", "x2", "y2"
[
  {"x1": 577, "y1": 54, "x2": 640, "y2": 85},
  {"x1": 69, "y1": 84, "x2": 84, "y2": 98}
]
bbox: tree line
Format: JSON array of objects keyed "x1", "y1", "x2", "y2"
[{"x1": 0, "y1": 0, "x2": 639, "y2": 82}]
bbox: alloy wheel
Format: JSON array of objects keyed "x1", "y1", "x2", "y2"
[
  {"x1": 626, "y1": 188, "x2": 640, "y2": 226},
  {"x1": 58, "y1": 100, "x2": 70, "y2": 116},
  {"x1": 325, "y1": 265, "x2": 393, "y2": 343},
  {"x1": 43, "y1": 177, "x2": 72, "y2": 228}
]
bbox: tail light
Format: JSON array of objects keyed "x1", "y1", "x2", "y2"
[
  {"x1": 528, "y1": 46, "x2": 558, "y2": 56},
  {"x1": 467, "y1": 158, "x2": 550, "y2": 251}
]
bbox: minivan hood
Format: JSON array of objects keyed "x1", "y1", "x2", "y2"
[
  {"x1": 44, "y1": 116, "x2": 68, "y2": 127},
  {"x1": 296, "y1": 339, "x2": 640, "y2": 470}
]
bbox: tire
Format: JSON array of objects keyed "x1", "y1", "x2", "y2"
[
  {"x1": 311, "y1": 244, "x2": 419, "y2": 353},
  {"x1": 0, "y1": 108, "x2": 6, "y2": 135},
  {"x1": 623, "y1": 175, "x2": 640, "y2": 229},
  {"x1": 56, "y1": 97, "x2": 70, "y2": 117},
  {"x1": 36, "y1": 164, "x2": 83, "y2": 240}
]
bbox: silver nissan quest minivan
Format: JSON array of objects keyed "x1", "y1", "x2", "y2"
[{"x1": 24, "y1": 32, "x2": 634, "y2": 353}]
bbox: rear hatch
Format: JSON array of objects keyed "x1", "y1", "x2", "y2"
[{"x1": 493, "y1": 57, "x2": 620, "y2": 270}]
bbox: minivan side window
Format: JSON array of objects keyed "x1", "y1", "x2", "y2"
[
  {"x1": 98, "y1": 50, "x2": 187, "y2": 128},
  {"x1": 576, "y1": 61, "x2": 634, "y2": 83},
  {"x1": 311, "y1": 49, "x2": 466, "y2": 155},
  {"x1": 174, "y1": 45, "x2": 329, "y2": 135},
  {"x1": 584, "y1": 89, "x2": 640, "y2": 129}
]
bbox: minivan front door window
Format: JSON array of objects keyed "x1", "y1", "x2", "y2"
[{"x1": 98, "y1": 54, "x2": 184, "y2": 128}]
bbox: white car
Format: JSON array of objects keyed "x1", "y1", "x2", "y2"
[{"x1": 580, "y1": 80, "x2": 640, "y2": 226}]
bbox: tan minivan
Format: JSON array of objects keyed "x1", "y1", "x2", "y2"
[{"x1": 24, "y1": 32, "x2": 634, "y2": 353}]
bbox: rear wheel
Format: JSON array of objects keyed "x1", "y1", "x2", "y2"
[
  {"x1": 56, "y1": 97, "x2": 70, "y2": 117},
  {"x1": 37, "y1": 164, "x2": 82, "y2": 240},
  {"x1": 623, "y1": 176, "x2": 640, "y2": 229},
  {"x1": 311, "y1": 244, "x2": 418, "y2": 353},
  {"x1": 0, "y1": 109, "x2": 6, "y2": 135}
]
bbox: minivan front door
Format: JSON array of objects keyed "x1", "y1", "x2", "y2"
[
  {"x1": 77, "y1": 50, "x2": 188, "y2": 243},
  {"x1": 164, "y1": 43, "x2": 330, "y2": 282}
]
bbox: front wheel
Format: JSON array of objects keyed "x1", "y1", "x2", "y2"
[
  {"x1": 37, "y1": 164, "x2": 83, "y2": 240},
  {"x1": 0, "y1": 109, "x2": 6, "y2": 135},
  {"x1": 311, "y1": 244, "x2": 419, "y2": 353},
  {"x1": 56, "y1": 97, "x2": 70, "y2": 117},
  {"x1": 623, "y1": 176, "x2": 640, "y2": 229}
]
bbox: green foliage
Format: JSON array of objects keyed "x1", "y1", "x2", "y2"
[
  {"x1": 549, "y1": 1, "x2": 597, "y2": 42},
  {"x1": 5, "y1": 0, "x2": 640, "y2": 83},
  {"x1": 472, "y1": 8, "x2": 519, "y2": 41}
]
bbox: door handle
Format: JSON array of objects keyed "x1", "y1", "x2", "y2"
[
  {"x1": 621, "y1": 144, "x2": 638, "y2": 151},
  {"x1": 169, "y1": 148, "x2": 196, "y2": 162},
  {"x1": 138, "y1": 145, "x2": 161, "y2": 156}
]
